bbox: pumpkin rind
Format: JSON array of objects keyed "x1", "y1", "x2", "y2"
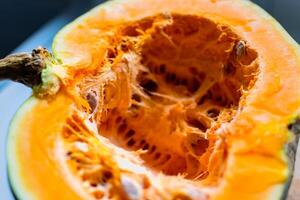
[
  {"x1": 6, "y1": 0, "x2": 300, "y2": 200},
  {"x1": 7, "y1": 95, "x2": 86, "y2": 200}
]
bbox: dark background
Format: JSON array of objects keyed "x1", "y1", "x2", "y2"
[
  {"x1": 0, "y1": 0, "x2": 69, "y2": 57},
  {"x1": 0, "y1": 0, "x2": 299, "y2": 58}
]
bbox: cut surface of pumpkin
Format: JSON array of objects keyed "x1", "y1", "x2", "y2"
[{"x1": 3, "y1": 0, "x2": 300, "y2": 200}]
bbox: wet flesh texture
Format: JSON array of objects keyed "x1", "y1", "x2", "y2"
[{"x1": 62, "y1": 14, "x2": 259, "y2": 199}]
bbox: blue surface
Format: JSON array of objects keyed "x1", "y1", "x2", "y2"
[{"x1": 0, "y1": 1, "x2": 100, "y2": 199}]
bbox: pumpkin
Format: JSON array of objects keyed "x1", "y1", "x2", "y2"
[{"x1": 1, "y1": 0, "x2": 300, "y2": 199}]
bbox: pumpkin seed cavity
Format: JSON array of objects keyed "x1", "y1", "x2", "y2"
[{"x1": 63, "y1": 14, "x2": 258, "y2": 199}]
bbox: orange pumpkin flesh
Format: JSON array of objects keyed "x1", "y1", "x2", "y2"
[{"x1": 6, "y1": 0, "x2": 300, "y2": 200}]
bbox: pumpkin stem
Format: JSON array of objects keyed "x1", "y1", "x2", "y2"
[{"x1": 0, "y1": 47, "x2": 49, "y2": 88}]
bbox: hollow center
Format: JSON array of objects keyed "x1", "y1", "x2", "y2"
[{"x1": 83, "y1": 14, "x2": 258, "y2": 180}]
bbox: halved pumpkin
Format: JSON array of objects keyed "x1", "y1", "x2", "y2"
[{"x1": 2, "y1": 0, "x2": 300, "y2": 199}]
